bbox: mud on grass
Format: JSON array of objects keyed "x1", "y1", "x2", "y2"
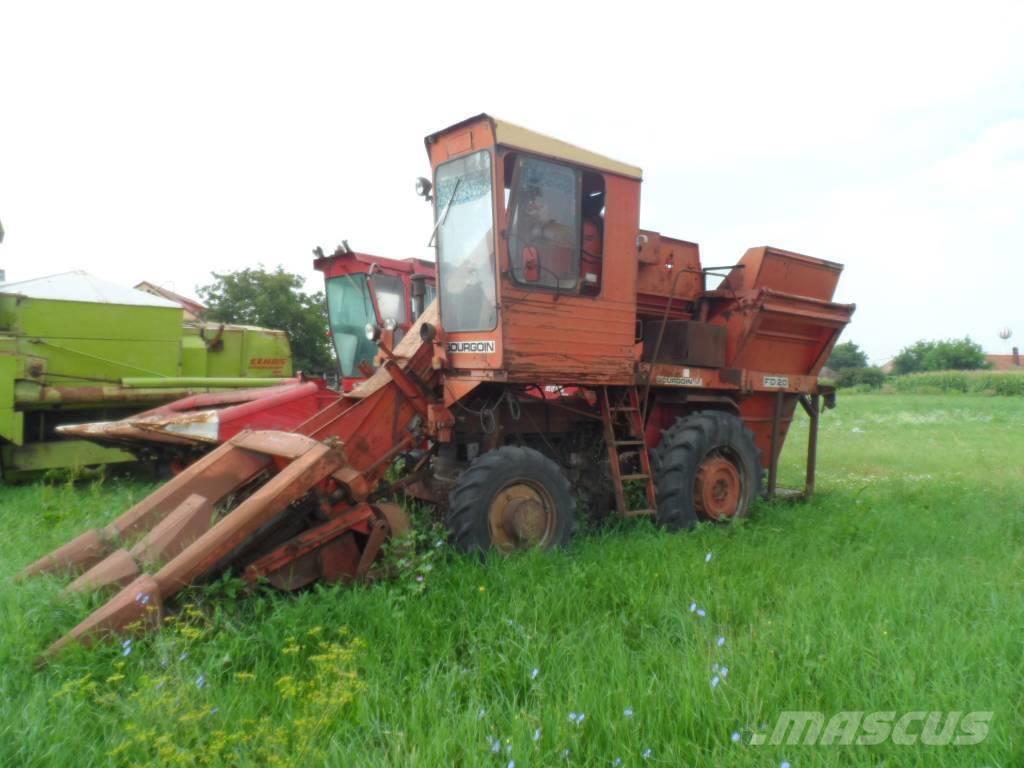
[{"x1": 0, "y1": 394, "x2": 1021, "y2": 767}]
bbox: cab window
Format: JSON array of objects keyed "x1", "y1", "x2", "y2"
[
  {"x1": 325, "y1": 274, "x2": 378, "y2": 378},
  {"x1": 370, "y1": 273, "x2": 407, "y2": 325},
  {"x1": 508, "y1": 156, "x2": 580, "y2": 291},
  {"x1": 506, "y1": 154, "x2": 605, "y2": 296},
  {"x1": 580, "y1": 173, "x2": 605, "y2": 294}
]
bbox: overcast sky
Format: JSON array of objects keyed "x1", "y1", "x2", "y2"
[{"x1": 2, "y1": 1, "x2": 1021, "y2": 363}]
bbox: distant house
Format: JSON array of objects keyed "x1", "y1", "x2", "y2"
[
  {"x1": 134, "y1": 281, "x2": 207, "y2": 321},
  {"x1": 879, "y1": 359, "x2": 896, "y2": 375},
  {"x1": 986, "y1": 349, "x2": 1023, "y2": 371}
]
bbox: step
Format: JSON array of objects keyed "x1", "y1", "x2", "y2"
[
  {"x1": 614, "y1": 439, "x2": 644, "y2": 447},
  {"x1": 621, "y1": 473, "x2": 650, "y2": 482},
  {"x1": 624, "y1": 508, "x2": 656, "y2": 518},
  {"x1": 611, "y1": 406, "x2": 639, "y2": 412}
]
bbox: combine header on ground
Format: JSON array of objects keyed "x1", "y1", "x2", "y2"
[{"x1": 21, "y1": 114, "x2": 854, "y2": 658}]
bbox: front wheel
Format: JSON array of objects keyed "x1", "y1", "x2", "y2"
[
  {"x1": 446, "y1": 445, "x2": 576, "y2": 554},
  {"x1": 653, "y1": 411, "x2": 762, "y2": 530}
]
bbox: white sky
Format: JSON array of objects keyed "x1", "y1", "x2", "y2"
[{"x1": 2, "y1": 1, "x2": 1022, "y2": 364}]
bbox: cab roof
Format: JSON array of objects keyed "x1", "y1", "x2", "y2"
[{"x1": 426, "y1": 113, "x2": 643, "y2": 181}]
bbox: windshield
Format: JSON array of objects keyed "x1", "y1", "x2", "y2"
[
  {"x1": 435, "y1": 150, "x2": 496, "y2": 332},
  {"x1": 325, "y1": 274, "x2": 378, "y2": 377}
]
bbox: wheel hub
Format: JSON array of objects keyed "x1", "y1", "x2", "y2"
[
  {"x1": 488, "y1": 482, "x2": 555, "y2": 552},
  {"x1": 694, "y1": 455, "x2": 741, "y2": 520}
]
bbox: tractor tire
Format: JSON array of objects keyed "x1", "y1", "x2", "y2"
[
  {"x1": 446, "y1": 445, "x2": 576, "y2": 554},
  {"x1": 652, "y1": 411, "x2": 762, "y2": 530}
]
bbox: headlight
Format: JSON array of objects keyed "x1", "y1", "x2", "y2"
[
  {"x1": 415, "y1": 177, "x2": 432, "y2": 199},
  {"x1": 365, "y1": 323, "x2": 381, "y2": 341},
  {"x1": 383, "y1": 317, "x2": 398, "y2": 331}
]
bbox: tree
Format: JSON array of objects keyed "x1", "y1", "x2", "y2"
[
  {"x1": 836, "y1": 366, "x2": 885, "y2": 389},
  {"x1": 891, "y1": 337, "x2": 989, "y2": 375},
  {"x1": 827, "y1": 341, "x2": 868, "y2": 371},
  {"x1": 891, "y1": 340, "x2": 929, "y2": 375},
  {"x1": 197, "y1": 266, "x2": 333, "y2": 375}
]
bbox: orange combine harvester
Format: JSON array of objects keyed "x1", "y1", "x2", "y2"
[{"x1": 21, "y1": 114, "x2": 854, "y2": 658}]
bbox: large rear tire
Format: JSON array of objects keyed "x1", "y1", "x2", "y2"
[
  {"x1": 446, "y1": 445, "x2": 576, "y2": 554},
  {"x1": 653, "y1": 411, "x2": 762, "y2": 530}
]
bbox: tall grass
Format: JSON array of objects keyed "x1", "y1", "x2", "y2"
[{"x1": 0, "y1": 394, "x2": 1021, "y2": 766}]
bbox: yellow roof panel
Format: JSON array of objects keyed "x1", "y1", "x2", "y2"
[{"x1": 427, "y1": 114, "x2": 643, "y2": 180}]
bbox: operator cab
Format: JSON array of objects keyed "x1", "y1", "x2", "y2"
[
  {"x1": 426, "y1": 114, "x2": 643, "y2": 385},
  {"x1": 315, "y1": 249, "x2": 434, "y2": 389}
]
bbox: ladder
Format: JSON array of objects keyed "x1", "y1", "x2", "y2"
[{"x1": 599, "y1": 387, "x2": 657, "y2": 518}]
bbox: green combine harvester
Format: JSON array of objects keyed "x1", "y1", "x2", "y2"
[{"x1": 0, "y1": 271, "x2": 293, "y2": 481}]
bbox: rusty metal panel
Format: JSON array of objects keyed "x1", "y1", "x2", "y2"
[
  {"x1": 129, "y1": 493, "x2": 213, "y2": 567},
  {"x1": 500, "y1": 292, "x2": 636, "y2": 382},
  {"x1": 231, "y1": 430, "x2": 324, "y2": 459},
  {"x1": 151, "y1": 443, "x2": 343, "y2": 591},
  {"x1": 635, "y1": 233, "x2": 703, "y2": 311},
  {"x1": 426, "y1": 115, "x2": 495, "y2": 167},
  {"x1": 641, "y1": 320, "x2": 726, "y2": 368},
  {"x1": 710, "y1": 290, "x2": 855, "y2": 377},
  {"x1": 105, "y1": 439, "x2": 270, "y2": 540},
  {"x1": 318, "y1": 534, "x2": 363, "y2": 584},
  {"x1": 17, "y1": 528, "x2": 109, "y2": 579},
  {"x1": 245, "y1": 506, "x2": 374, "y2": 589},
  {"x1": 64, "y1": 549, "x2": 139, "y2": 594},
  {"x1": 718, "y1": 246, "x2": 845, "y2": 301},
  {"x1": 737, "y1": 392, "x2": 799, "y2": 470},
  {"x1": 489, "y1": 172, "x2": 640, "y2": 384},
  {"x1": 44, "y1": 574, "x2": 164, "y2": 658}
]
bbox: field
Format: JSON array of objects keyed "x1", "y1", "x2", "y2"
[{"x1": 1, "y1": 394, "x2": 1021, "y2": 767}]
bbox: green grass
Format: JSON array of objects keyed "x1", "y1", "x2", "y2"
[{"x1": 1, "y1": 394, "x2": 1022, "y2": 767}]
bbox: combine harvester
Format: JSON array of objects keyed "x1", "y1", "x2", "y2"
[
  {"x1": 0, "y1": 271, "x2": 293, "y2": 481},
  {"x1": 57, "y1": 249, "x2": 435, "y2": 471},
  {"x1": 21, "y1": 115, "x2": 854, "y2": 657}
]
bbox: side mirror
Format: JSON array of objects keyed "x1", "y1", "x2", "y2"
[{"x1": 522, "y1": 246, "x2": 540, "y2": 282}]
